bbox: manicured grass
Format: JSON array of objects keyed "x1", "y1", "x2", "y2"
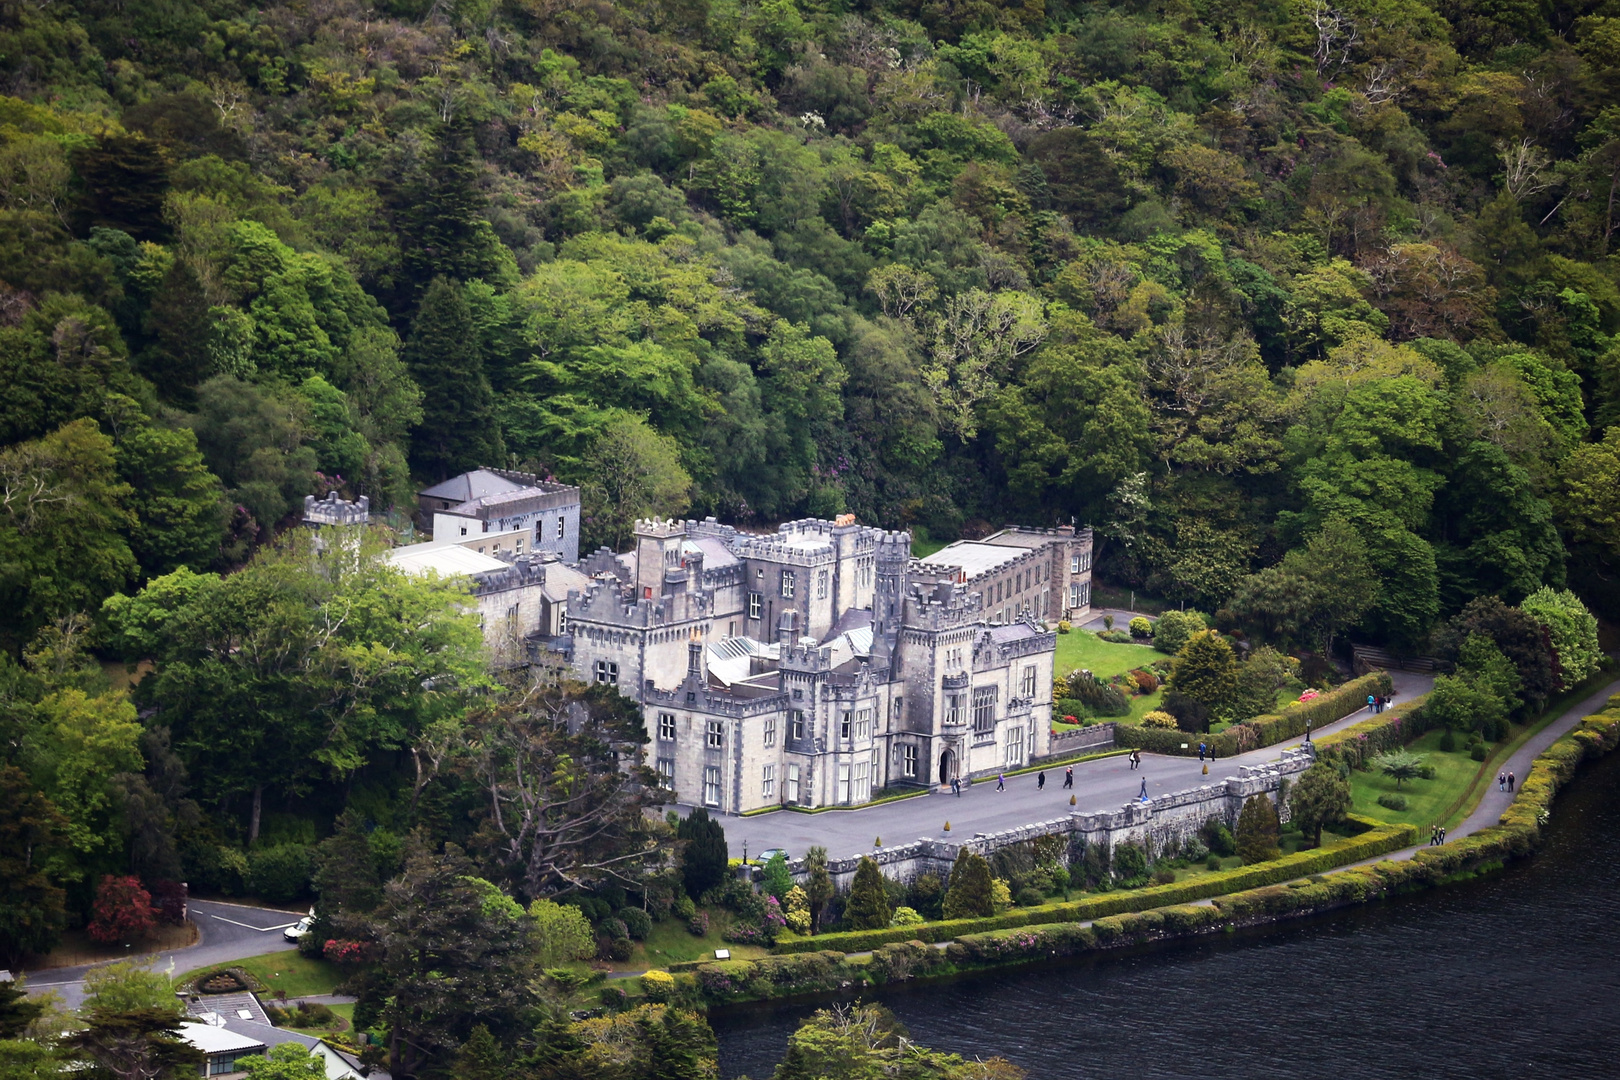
[
  {"x1": 284, "y1": 1002, "x2": 353, "y2": 1039},
  {"x1": 225, "y1": 951, "x2": 344, "y2": 998},
  {"x1": 1351, "y1": 729, "x2": 1480, "y2": 828},
  {"x1": 1053, "y1": 629, "x2": 1160, "y2": 680},
  {"x1": 604, "y1": 911, "x2": 771, "y2": 972}
]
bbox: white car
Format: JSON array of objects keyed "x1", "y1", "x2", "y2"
[{"x1": 283, "y1": 916, "x2": 313, "y2": 942}]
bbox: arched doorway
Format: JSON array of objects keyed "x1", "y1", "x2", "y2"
[{"x1": 939, "y1": 749, "x2": 954, "y2": 786}]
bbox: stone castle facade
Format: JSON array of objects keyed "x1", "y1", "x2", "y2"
[{"x1": 560, "y1": 515, "x2": 1094, "y2": 814}]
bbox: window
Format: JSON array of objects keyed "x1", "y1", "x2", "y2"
[
  {"x1": 656, "y1": 757, "x2": 675, "y2": 786},
  {"x1": 706, "y1": 720, "x2": 724, "y2": 747},
  {"x1": 838, "y1": 763, "x2": 851, "y2": 804},
  {"x1": 460, "y1": 526, "x2": 468, "y2": 536},
  {"x1": 1069, "y1": 583, "x2": 1082, "y2": 609},
  {"x1": 557, "y1": 517, "x2": 565, "y2": 540},
  {"x1": 703, "y1": 766, "x2": 721, "y2": 805},
  {"x1": 506, "y1": 604, "x2": 520, "y2": 633},
  {"x1": 854, "y1": 708, "x2": 872, "y2": 740},
  {"x1": 515, "y1": 538, "x2": 524, "y2": 554},
  {"x1": 816, "y1": 568, "x2": 829, "y2": 599},
  {"x1": 762, "y1": 764, "x2": 776, "y2": 799},
  {"x1": 535, "y1": 521, "x2": 545, "y2": 542},
  {"x1": 781, "y1": 570, "x2": 796, "y2": 598},
  {"x1": 748, "y1": 592, "x2": 763, "y2": 619},
  {"x1": 903, "y1": 744, "x2": 917, "y2": 777},
  {"x1": 1070, "y1": 554, "x2": 1080, "y2": 573},
  {"x1": 558, "y1": 608, "x2": 568, "y2": 634},
  {"x1": 1005, "y1": 725, "x2": 1026, "y2": 766},
  {"x1": 764, "y1": 716, "x2": 777, "y2": 747},
  {"x1": 840, "y1": 711, "x2": 852, "y2": 739},
  {"x1": 658, "y1": 712, "x2": 676, "y2": 740},
  {"x1": 854, "y1": 760, "x2": 870, "y2": 803},
  {"x1": 790, "y1": 709, "x2": 805, "y2": 740},
  {"x1": 891, "y1": 696, "x2": 904, "y2": 721},
  {"x1": 1021, "y1": 665, "x2": 1037, "y2": 698},
  {"x1": 972, "y1": 686, "x2": 998, "y2": 735},
  {"x1": 946, "y1": 694, "x2": 964, "y2": 726},
  {"x1": 787, "y1": 763, "x2": 801, "y2": 802},
  {"x1": 994, "y1": 582, "x2": 1003, "y2": 603},
  {"x1": 595, "y1": 660, "x2": 618, "y2": 685}
]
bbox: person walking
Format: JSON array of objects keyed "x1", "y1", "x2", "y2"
[
  {"x1": 951, "y1": 776, "x2": 961, "y2": 798},
  {"x1": 1440, "y1": 826, "x2": 1447, "y2": 844},
  {"x1": 1429, "y1": 824, "x2": 1436, "y2": 846},
  {"x1": 1368, "y1": 693, "x2": 1376, "y2": 713},
  {"x1": 1037, "y1": 771, "x2": 1046, "y2": 791},
  {"x1": 1198, "y1": 741, "x2": 1206, "y2": 761},
  {"x1": 1507, "y1": 771, "x2": 1515, "y2": 792},
  {"x1": 1063, "y1": 766, "x2": 1074, "y2": 789},
  {"x1": 1498, "y1": 771, "x2": 1506, "y2": 792},
  {"x1": 997, "y1": 773, "x2": 1006, "y2": 792},
  {"x1": 1138, "y1": 777, "x2": 1148, "y2": 801}
]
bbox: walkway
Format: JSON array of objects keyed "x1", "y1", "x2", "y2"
[
  {"x1": 23, "y1": 899, "x2": 306, "y2": 1010},
  {"x1": 717, "y1": 670, "x2": 1433, "y2": 861}
]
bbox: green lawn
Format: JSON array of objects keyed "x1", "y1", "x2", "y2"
[
  {"x1": 223, "y1": 951, "x2": 344, "y2": 998},
  {"x1": 1351, "y1": 729, "x2": 1482, "y2": 829},
  {"x1": 283, "y1": 1002, "x2": 354, "y2": 1039},
  {"x1": 598, "y1": 910, "x2": 771, "y2": 972},
  {"x1": 1053, "y1": 629, "x2": 1159, "y2": 679}
]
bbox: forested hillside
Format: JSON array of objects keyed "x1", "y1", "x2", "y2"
[{"x1": 2, "y1": 0, "x2": 1620, "y2": 643}]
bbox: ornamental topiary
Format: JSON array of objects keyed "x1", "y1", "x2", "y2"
[
  {"x1": 889, "y1": 906, "x2": 924, "y2": 927},
  {"x1": 1129, "y1": 616, "x2": 1152, "y2": 638},
  {"x1": 843, "y1": 856, "x2": 893, "y2": 930},
  {"x1": 1141, "y1": 710, "x2": 1178, "y2": 729}
]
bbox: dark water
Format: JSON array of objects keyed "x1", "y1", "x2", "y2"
[{"x1": 713, "y1": 749, "x2": 1620, "y2": 1080}]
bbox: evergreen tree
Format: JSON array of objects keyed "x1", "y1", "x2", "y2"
[
  {"x1": 1288, "y1": 762, "x2": 1352, "y2": 848},
  {"x1": 0, "y1": 765, "x2": 68, "y2": 967},
  {"x1": 941, "y1": 848, "x2": 994, "y2": 920},
  {"x1": 843, "y1": 856, "x2": 893, "y2": 930},
  {"x1": 402, "y1": 277, "x2": 504, "y2": 482},
  {"x1": 1171, "y1": 631, "x2": 1240, "y2": 730},
  {"x1": 1235, "y1": 795, "x2": 1281, "y2": 865},
  {"x1": 803, "y1": 845, "x2": 833, "y2": 934},
  {"x1": 401, "y1": 125, "x2": 512, "y2": 296},
  {"x1": 676, "y1": 808, "x2": 728, "y2": 901},
  {"x1": 761, "y1": 852, "x2": 793, "y2": 904}
]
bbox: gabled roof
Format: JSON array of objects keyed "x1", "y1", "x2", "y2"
[{"x1": 179, "y1": 1021, "x2": 268, "y2": 1054}]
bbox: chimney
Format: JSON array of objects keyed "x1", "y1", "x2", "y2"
[{"x1": 687, "y1": 627, "x2": 704, "y2": 677}]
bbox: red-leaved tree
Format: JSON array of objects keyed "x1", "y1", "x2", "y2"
[{"x1": 87, "y1": 875, "x2": 158, "y2": 944}]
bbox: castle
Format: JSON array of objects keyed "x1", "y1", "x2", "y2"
[{"x1": 563, "y1": 515, "x2": 1093, "y2": 814}]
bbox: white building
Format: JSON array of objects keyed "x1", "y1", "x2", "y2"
[{"x1": 417, "y1": 468, "x2": 580, "y2": 564}]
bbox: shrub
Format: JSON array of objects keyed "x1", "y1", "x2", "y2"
[
  {"x1": 990, "y1": 878, "x2": 1012, "y2": 913},
  {"x1": 246, "y1": 843, "x2": 311, "y2": 904},
  {"x1": 599, "y1": 986, "x2": 628, "y2": 1010},
  {"x1": 1471, "y1": 744, "x2": 1488, "y2": 761},
  {"x1": 1236, "y1": 795, "x2": 1281, "y2": 864},
  {"x1": 843, "y1": 857, "x2": 893, "y2": 930},
  {"x1": 617, "y1": 907, "x2": 652, "y2": 940},
  {"x1": 1133, "y1": 670, "x2": 1160, "y2": 693},
  {"x1": 1112, "y1": 843, "x2": 1147, "y2": 886},
  {"x1": 1056, "y1": 698, "x2": 1087, "y2": 718},
  {"x1": 601, "y1": 917, "x2": 629, "y2": 941},
  {"x1": 1181, "y1": 836, "x2": 1208, "y2": 862},
  {"x1": 1098, "y1": 629, "x2": 1134, "y2": 643},
  {"x1": 673, "y1": 893, "x2": 696, "y2": 920},
  {"x1": 1070, "y1": 672, "x2": 1131, "y2": 716},
  {"x1": 890, "y1": 906, "x2": 924, "y2": 927},
  {"x1": 686, "y1": 911, "x2": 709, "y2": 936},
  {"x1": 609, "y1": 937, "x2": 633, "y2": 961},
  {"x1": 1058, "y1": 620, "x2": 1071, "y2": 633},
  {"x1": 783, "y1": 886, "x2": 811, "y2": 933},
  {"x1": 641, "y1": 969, "x2": 676, "y2": 1002},
  {"x1": 1015, "y1": 887, "x2": 1044, "y2": 907},
  {"x1": 1206, "y1": 854, "x2": 1222, "y2": 871},
  {"x1": 87, "y1": 875, "x2": 158, "y2": 944},
  {"x1": 1153, "y1": 609, "x2": 1207, "y2": 654},
  {"x1": 1119, "y1": 671, "x2": 1395, "y2": 758},
  {"x1": 1439, "y1": 728, "x2": 1456, "y2": 752},
  {"x1": 1130, "y1": 616, "x2": 1152, "y2": 638},
  {"x1": 1151, "y1": 868, "x2": 1176, "y2": 885},
  {"x1": 1377, "y1": 793, "x2": 1408, "y2": 810},
  {"x1": 1201, "y1": 817, "x2": 1236, "y2": 857},
  {"x1": 1141, "y1": 710, "x2": 1178, "y2": 729}
]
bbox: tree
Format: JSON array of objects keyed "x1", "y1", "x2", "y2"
[
  {"x1": 459, "y1": 680, "x2": 663, "y2": 901},
  {"x1": 81, "y1": 962, "x2": 184, "y2": 1015},
  {"x1": 1288, "y1": 763, "x2": 1352, "y2": 847},
  {"x1": 59, "y1": 1007, "x2": 204, "y2": 1080},
  {"x1": 1170, "y1": 631, "x2": 1240, "y2": 729},
  {"x1": 1372, "y1": 750, "x2": 1426, "y2": 790},
  {"x1": 355, "y1": 844, "x2": 535, "y2": 1079},
  {"x1": 0, "y1": 766, "x2": 68, "y2": 966},
  {"x1": 1152, "y1": 609, "x2": 1207, "y2": 655},
  {"x1": 1230, "y1": 516, "x2": 1376, "y2": 654},
  {"x1": 941, "y1": 848, "x2": 995, "y2": 920},
  {"x1": 88, "y1": 875, "x2": 158, "y2": 945},
  {"x1": 528, "y1": 898, "x2": 595, "y2": 968},
  {"x1": 843, "y1": 857, "x2": 892, "y2": 931},
  {"x1": 803, "y1": 846, "x2": 834, "y2": 934},
  {"x1": 241, "y1": 1044, "x2": 327, "y2": 1080},
  {"x1": 761, "y1": 852, "x2": 793, "y2": 904},
  {"x1": 403, "y1": 277, "x2": 503, "y2": 482},
  {"x1": 400, "y1": 125, "x2": 514, "y2": 295},
  {"x1": 21, "y1": 688, "x2": 144, "y2": 863},
  {"x1": 578, "y1": 413, "x2": 692, "y2": 552},
  {"x1": 184, "y1": 375, "x2": 318, "y2": 534},
  {"x1": 677, "y1": 808, "x2": 729, "y2": 902},
  {"x1": 1436, "y1": 596, "x2": 1557, "y2": 713},
  {"x1": 0, "y1": 418, "x2": 136, "y2": 649},
  {"x1": 774, "y1": 1003, "x2": 1024, "y2": 1080},
  {"x1": 1521, "y1": 587, "x2": 1601, "y2": 687},
  {"x1": 105, "y1": 395, "x2": 225, "y2": 577},
  {"x1": 1235, "y1": 795, "x2": 1280, "y2": 865}
]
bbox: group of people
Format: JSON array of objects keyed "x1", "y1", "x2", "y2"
[
  {"x1": 1497, "y1": 770, "x2": 1517, "y2": 792},
  {"x1": 985, "y1": 765, "x2": 1078, "y2": 794},
  {"x1": 1429, "y1": 824, "x2": 1448, "y2": 845},
  {"x1": 1367, "y1": 693, "x2": 1395, "y2": 713}
]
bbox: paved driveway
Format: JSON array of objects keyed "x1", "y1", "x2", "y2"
[
  {"x1": 712, "y1": 670, "x2": 1432, "y2": 862},
  {"x1": 23, "y1": 899, "x2": 306, "y2": 1010}
]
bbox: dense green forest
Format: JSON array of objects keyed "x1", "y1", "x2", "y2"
[{"x1": 3, "y1": 0, "x2": 1620, "y2": 1074}]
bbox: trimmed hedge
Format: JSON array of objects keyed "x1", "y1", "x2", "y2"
[
  {"x1": 1114, "y1": 671, "x2": 1394, "y2": 758},
  {"x1": 772, "y1": 817, "x2": 1412, "y2": 955},
  {"x1": 1313, "y1": 694, "x2": 1434, "y2": 771},
  {"x1": 946, "y1": 704, "x2": 1620, "y2": 969}
]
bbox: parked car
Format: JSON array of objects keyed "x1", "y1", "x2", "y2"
[
  {"x1": 756, "y1": 848, "x2": 789, "y2": 865},
  {"x1": 283, "y1": 916, "x2": 313, "y2": 942}
]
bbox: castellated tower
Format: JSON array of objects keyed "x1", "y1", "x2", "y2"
[{"x1": 634, "y1": 518, "x2": 686, "y2": 600}]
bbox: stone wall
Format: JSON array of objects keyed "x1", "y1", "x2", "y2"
[
  {"x1": 794, "y1": 746, "x2": 1314, "y2": 892},
  {"x1": 1035, "y1": 722, "x2": 1119, "y2": 764}
]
